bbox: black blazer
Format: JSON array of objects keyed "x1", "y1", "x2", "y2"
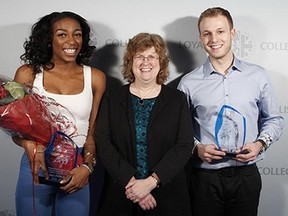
[{"x1": 96, "y1": 84, "x2": 193, "y2": 216}]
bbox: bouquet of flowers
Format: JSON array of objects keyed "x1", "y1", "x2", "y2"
[
  {"x1": 0, "y1": 75, "x2": 57, "y2": 143},
  {"x1": 0, "y1": 75, "x2": 82, "y2": 185}
]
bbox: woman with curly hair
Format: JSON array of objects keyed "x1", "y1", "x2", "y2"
[
  {"x1": 12, "y1": 11, "x2": 105, "y2": 216},
  {"x1": 96, "y1": 32, "x2": 193, "y2": 216}
]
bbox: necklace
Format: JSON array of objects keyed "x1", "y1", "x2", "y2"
[{"x1": 134, "y1": 83, "x2": 158, "y2": 105}]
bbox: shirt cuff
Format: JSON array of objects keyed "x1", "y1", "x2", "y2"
[{"x1": 192, "y1": 137, "x2": 201, "y2": 154}]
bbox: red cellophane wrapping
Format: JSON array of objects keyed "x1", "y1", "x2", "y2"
[
  {"x1": 0, "y1": 93, "x2": 58, "y2": 144},
  {"x1": 0, "y1": 75, "x2": 82, "y2": 185}
]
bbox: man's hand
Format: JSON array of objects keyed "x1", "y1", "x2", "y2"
[
  {"x1": 197, "y1": 143, "x2": 225, "y2": 163},
  {"x1": 236, "y1": 141, "x2": 263, "y2": 162}
]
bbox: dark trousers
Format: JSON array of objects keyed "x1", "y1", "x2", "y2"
[{"x1": 185, "y1": 161, "x2": 261, "y2": 216}]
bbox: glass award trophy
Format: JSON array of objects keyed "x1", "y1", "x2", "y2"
[
  {"x1": 215, "y1": 105, "x2": 246, "y2": 157},
  {"x1": 39, "y1": 131, "x2": 82, "y2": 186}
]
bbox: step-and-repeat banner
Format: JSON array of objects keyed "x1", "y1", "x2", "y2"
[{"x1": 0, "y1": 0, "x2": 287, "y2": 215}]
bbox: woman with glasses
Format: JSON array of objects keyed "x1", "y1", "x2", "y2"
[{"x1": 96, "y1": 32, "x2": 193, "y2": 216}]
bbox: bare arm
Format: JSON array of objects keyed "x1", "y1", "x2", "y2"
[
  {"x1": 12, "y1": 65, "x2": 48, "y2": 183},
  {"x1": 83, "y1": 67, "x2": 106, "y2": 165},
  {"x1": 13, "y1": 65, "x2": 35, "y2": 87},
  {"x1": 61, "y1": 67, "x2": 106, "y2": 193}
]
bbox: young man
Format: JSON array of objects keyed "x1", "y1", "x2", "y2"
[{"x1": 178, "y1": 7, "x2": 284, "y2": 216}]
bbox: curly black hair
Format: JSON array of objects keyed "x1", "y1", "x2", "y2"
[{"x1": 21, "y1": 11, "x2": 95, "y2": 74}]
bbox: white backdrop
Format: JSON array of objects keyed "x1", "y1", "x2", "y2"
[{"x1": 0, "y1": 0, "x2": 287, "y2": 215}]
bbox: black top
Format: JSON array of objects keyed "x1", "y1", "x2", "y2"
[{"x1": 96, "y1": 84, "x2": 194, "y2": 216}]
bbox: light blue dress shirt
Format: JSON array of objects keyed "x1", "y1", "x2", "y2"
[{"x1": 178, "y1": 57, "x2": 284, "y2": 169}]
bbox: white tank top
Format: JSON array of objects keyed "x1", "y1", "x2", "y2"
[{"x1": 33, "y1": 65, "x2": 93, "y2": 147}]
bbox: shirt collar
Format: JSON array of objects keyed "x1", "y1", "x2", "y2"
[{"x1": 203, "y1": 56, "x2": 242, "y2": 77}]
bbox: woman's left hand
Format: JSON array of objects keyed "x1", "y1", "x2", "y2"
[
  {"x1": 138, "y1": 193, "x2": 157, "y2": 210},
  {"x1": 60, "y1": 166, "x2": 90, "y2": 193}
]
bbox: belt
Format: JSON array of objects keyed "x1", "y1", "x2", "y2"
[{"x1": 193, "y1": 164, "x2": 257, "y2": 177}]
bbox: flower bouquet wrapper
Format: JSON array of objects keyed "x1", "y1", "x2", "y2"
[
  {"x1": 0, "y1": 93, "x2": 58, "y2": 143},
  {"x1": 0, "y1": 75, "x2": 81, "y2": 186},
  {"x1": 39, "y1": 131, "x2": 83, "y2": 186},
  {"x1": 0, "y1": 75, "x2": 58, "y2": 143}
]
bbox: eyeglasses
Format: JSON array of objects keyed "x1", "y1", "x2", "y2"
[{"x1": 134, "y1": 55, "x2": 159, "y2": 62}]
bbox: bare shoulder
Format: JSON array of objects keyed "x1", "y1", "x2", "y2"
[
  {"x1": 90, "y1": 66, "x2": 106, "y2": 91},
  {"x1": 14, "y1": 65, "x2": 35, "y2": 84},
  {"x1": 91, "y1": 67, "x2": 106, "y2": 80}
]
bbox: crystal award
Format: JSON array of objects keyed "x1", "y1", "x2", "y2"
[
  {"x1": 39, "y1": 131, "x2": 82, "y2": 186},
  {"x1": 215, "y1": 105, "x2": 246, "y2": 155}
]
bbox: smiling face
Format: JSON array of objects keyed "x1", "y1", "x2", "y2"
[
  {"x1": 199, "y1": 14, "x2": 235, "y2": 62},
  {"x1": 132, "y1": 46, "x2": 160, "y2": 85},
  {"x1": 51, "y1": 17, "x2": 83, "y2": 64}
]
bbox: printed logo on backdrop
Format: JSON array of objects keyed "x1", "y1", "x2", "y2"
[
  {"x1": 258, "y1": 166, "x2": 288, "y2": 176},
  {"x1": 260, "y1": 41, "x2": 288, "y2": 51},
  {"x1": 90, "y1": 30, "x2": 102, "y2": 48},
  {"x1": 105, "y1": 39, "x2": 128, "y2": 47},
  {"x1": 0, "y1": 209, "x2": 15, "y2": 216},
  {"x1": 101, "y1": 33, "x2": 287, "y2": 56},
  {"x1": 233, "y1": 31, "x2": 255, "y2": 59},
  {"x1": 279, "y1": 105, "x2": 288, "y2": 114},
  {"x1": 178, "y1": 40, "x2": 203, "y2": 50}
]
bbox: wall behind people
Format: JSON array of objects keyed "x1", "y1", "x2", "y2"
[{"x1": 0, "y1": 0, "x2": 287, "y2": 215}]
